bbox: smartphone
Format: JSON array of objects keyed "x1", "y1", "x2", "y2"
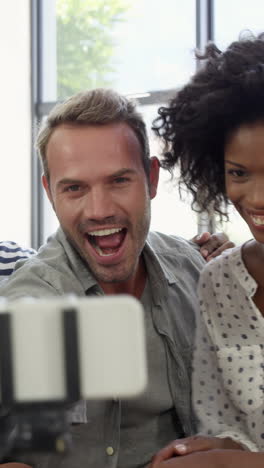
[{"x1": 0, "y1": 295, "x2": 147, "y2": 403}]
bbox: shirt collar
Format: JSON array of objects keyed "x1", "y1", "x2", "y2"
[
  {"x1": 228, "y1": 245, "x2": 257, "y2": 297},
  {"x1": 56, "y1": 228, "x2": 98, "y2": 294},
  {"x1": 142, "y1": 240, "x2": 178, "y2": 305}
]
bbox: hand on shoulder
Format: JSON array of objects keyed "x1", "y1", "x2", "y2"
[{"x1": 191, "y1": 232, "x2": 234, "y2": 262}]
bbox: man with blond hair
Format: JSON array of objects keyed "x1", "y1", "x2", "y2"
[{"x1": 0, "y1": 88, "x2": 232, "y2": 468}]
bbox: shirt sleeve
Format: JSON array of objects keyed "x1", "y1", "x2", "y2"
[
  {"x1": 0, "y1": 260, "x2": 61, "y2": 299},
  {"x1": 0, "y1": 241, "x2": 36, "y2": 278},
  {"x1": 192, "y1": 268, "x2": 258, "y2": 452}
]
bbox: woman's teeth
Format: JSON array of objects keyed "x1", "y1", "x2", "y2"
[{"x1": 251, "y1": 215, "x2": 264, "y2": 226}]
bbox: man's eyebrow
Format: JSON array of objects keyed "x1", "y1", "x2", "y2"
[
  {"x1": 110, "y1": 168, "x2": 137, "y2": 177},
  {"x1": 56, "y1": 170, "x2": 137, "y2": 187},
  {"x1": 57, "y1": 178, "x2": 83, "y2": 187},
  {"x1": 225, "y1": 160, "x2": 245, "y2": 168}
]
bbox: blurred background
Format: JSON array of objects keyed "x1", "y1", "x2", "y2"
[{"x1": 1, "y1": 0, "x2": 262, "y2": 249}]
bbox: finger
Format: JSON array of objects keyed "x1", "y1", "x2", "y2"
[
  {"x1": 201, "y1": 233, "x2": 232, "y2": 257},
  {"x1": 206, "y1": 241, "x2": 235, "y2": 261},
  {"x1": 173, "y1": 436, "x2": 219, "y2": 455},
  {"x1": 210, "y1": 231, "x2": 229, "y2": 243},
  {"x1": 151, "y1": 435, "x2": 213, "y2": 465},
  {"x1": 200, "y1": 234, "x2": 223, "y2": 255},
  {"x1": 150, "y1": 437, "x2": 193, "y2": 466},
  {"x1": 1, "y1": 464, "x2": 32, "y2": 468},
  {"x1": 150, "y1": 444, "x2": 179, "y2": 466},
  {"x1": 191, "y1": 232, "x2": 211, "y2": 246}
]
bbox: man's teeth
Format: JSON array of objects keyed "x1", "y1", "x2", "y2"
[
  {"x1": 89, "y1": 228, "x2": 122, "y2": 236},
  {"x1": 251, "y1": 215, "x2": 264, "y2": 226},
  {"x1": 87, "y1": 228, "x2": 123, "y2": 256}
]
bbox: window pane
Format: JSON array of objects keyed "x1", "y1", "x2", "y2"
[
  {"x1": 0, "y1": 0, "x2": 31, "y2": 245},
  {"x1": 144, "y1": 104, "x2": 198, "y2": 238},
  {"x1": 56, "y1": 0, "x2": 196, "y2": 99},
  {"x1": 215, "y1": 0, "x2": 264, "y2": 48}
]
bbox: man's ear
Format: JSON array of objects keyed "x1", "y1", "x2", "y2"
[
  {"x1": 149, "y1": 157, "x2": 160, "y2": 199},
  {"x1": 42, "y1": 174, "x2": 53, "y2": 205}
]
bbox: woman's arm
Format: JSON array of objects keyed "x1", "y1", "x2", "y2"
[
  {"x1": 0, "y1": 464, "x2": 31, "y2": 468},
  {"x1": 149, "y1": 449, "x2": 264, "y2": 468},
  {"x1": 150, "y1": 434, "x2": 243, "y2": 466}
]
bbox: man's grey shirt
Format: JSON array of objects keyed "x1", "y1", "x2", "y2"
[{"x1": 0, "y1": 228, "x2": 204, "y2": 467}]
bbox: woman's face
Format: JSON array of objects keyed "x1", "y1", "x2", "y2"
[{"x1": 224, "y1": 121, "x2": 264, "y2": 243}]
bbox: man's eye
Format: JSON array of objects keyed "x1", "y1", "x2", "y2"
[
  {"x1": 66, "y1": 185, "x2": 81, "y2": 192},
  {"x1": 114, "y1": 177, "x2": 129, "y2": 184}
]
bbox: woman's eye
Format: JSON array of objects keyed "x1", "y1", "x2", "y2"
[{"x1": 228, "y1": 169, "x2": 247, "y2": 178}]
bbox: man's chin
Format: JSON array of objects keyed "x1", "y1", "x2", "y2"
[{"x1": 90, "y1": 265, "x2": 133, "y2": 285}]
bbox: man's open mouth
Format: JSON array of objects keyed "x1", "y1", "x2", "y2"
[{"x1": 86, "y1": 227, "x2": 127, "y2": 257}]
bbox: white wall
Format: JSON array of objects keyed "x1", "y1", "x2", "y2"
[{"x1": 0, "y1": 0, "x2": 31, "y2": 246}]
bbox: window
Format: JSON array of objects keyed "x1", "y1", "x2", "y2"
[
  {"x1": 56, "y1": 0, "x2": 196, "y2": 98},
  {"x1": 215, "y1": 0, "x2": 264, "y2": 49},
  {"x1": 33, "y1": 0, "x2": 260, "y2": 248},
  {"x1": 36, "y1": 0, "x2": 198, "y2": 246},
  {"x1": 0, "y1": 1, "x2": 31, "y2": 245}
]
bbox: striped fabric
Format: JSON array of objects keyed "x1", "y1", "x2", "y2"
[{"x1": 0, "y1": 241, "x2": 36, "y2": 277}]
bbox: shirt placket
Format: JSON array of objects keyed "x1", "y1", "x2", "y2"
[{"x1": 103, "y1": 399, "x2": 121, "y2": 467}]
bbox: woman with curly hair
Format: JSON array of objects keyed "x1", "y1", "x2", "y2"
[{"x1": 150, "y1": 33, "x2": 264, "y2": 467}]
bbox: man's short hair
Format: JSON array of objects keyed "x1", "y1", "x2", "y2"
[{"x1": 36, "y1": 88, "x2": 151, "y2": 183}]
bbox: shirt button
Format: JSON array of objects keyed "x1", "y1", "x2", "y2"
[{"x1": 106, "y1": 446, "x2": 114, "y2": 456}]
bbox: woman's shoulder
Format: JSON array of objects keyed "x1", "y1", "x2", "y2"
[{"x1": 201, "y1": 244, "x2": 242, "y2": 277}]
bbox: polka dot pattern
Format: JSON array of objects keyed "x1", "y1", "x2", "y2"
[{"x1": 193, "y1": 246, "x2": 264, "y2": 452}]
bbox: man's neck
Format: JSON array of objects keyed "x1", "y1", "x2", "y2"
[{"x1": 99, "y1": 257, "x2": 147, "y2": 299}]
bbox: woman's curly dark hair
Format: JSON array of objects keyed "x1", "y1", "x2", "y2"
[{"x1": 153, "y1": 32, "x2": 264, "y2": 217}]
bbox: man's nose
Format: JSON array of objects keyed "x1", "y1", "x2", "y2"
[{"x1": 83, "y1": 187, "x2": 115, "y2": 220}]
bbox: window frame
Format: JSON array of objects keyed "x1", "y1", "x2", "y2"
[{"x1": 31, "y1": 0, "x2": 215, "y2": 249}]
